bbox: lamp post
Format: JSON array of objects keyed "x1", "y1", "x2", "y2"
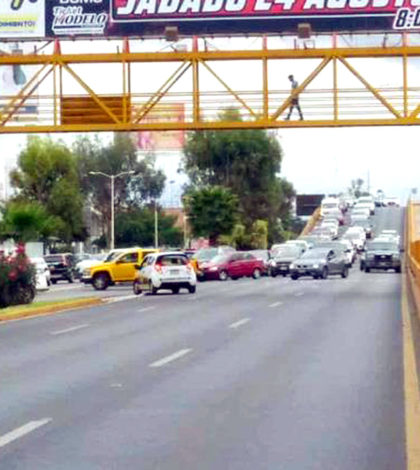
[{"x1": 89, "y1": 170, "x2": 135, "y2": 250}]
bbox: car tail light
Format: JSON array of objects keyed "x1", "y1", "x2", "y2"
[{"x1": 154, "y1": 263, "x2": 162, "y2": 274}]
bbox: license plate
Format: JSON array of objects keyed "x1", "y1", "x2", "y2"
[{"x1": 169, "y1": 269, "x2": 179, "y2": 275}]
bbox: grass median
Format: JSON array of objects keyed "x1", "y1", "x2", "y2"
[{"x1": 0, "y1": 297, "x2": 104, "y2": 322}]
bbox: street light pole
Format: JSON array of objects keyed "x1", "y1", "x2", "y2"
[
  {"x1": 89, "y1": 170, "x2": 135, "y2": 250},
  {"x1": 154, "y1": 200, "x2": 159, "y2": 249},
  {"x1": 110, "y1": 174, "x2": 115, "y2": 250}
]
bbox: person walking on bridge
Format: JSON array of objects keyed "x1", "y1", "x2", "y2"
[{"x1": 285, "y1": 74, "x2": 304, "y2": 121}]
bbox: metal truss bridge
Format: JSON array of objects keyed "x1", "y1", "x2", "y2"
[{"x1": 1, "y1": 34, "x2": 420, "y2": 133}]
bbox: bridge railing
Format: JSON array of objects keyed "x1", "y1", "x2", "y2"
[{"x1": 406, "y1": 201, "x2": 420, "y2": 308}]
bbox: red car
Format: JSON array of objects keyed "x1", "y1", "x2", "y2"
[{"x1": 200, "y1": 252, "x2": 265, "y2": 281}]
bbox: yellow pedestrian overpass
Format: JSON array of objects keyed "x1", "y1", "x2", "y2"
[{"x1": 1, "y1": 33, "x2": 420, "y2": 133}]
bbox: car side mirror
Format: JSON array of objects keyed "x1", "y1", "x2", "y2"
[{"x1": 400, "y1": 248, "x2": 405, "y2": 253}]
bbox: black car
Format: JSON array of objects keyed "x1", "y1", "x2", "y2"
[
  {"x1": 269, "y1": 245, "x2": 302, "y2": 277},
  {"x1": 361, "y1": 241, "x2": 401, "y2": 273},
  {"x1": 44, "y1": 253, "x2": 76, "y2": 284},
  {"x1": 289, "y1": 248, "x2": 349, "y2": 280}
]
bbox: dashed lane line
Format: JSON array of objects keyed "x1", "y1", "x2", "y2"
[
  {"x1": 269, "y1": 301, "x2": 283, "y2": 308},
  {"x1": 149, "y1": 348, "x2": 193, "y2": 368},
  {"x1": 138, "y1": 306, "x2": 156, "y2": 313},
  {"x1": 228, "y1": 318, "x2": 251, "y2": 329},
  {"x1": 50, "y1": 324, "x2": 89, "y2": 335},
  {"x1": 0, "y1": 418, "x2": 52, "y2": 448}
]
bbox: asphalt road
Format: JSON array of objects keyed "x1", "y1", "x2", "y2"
[{"x1": 0, "y1": 206, "x2": 406, "y2": 469}]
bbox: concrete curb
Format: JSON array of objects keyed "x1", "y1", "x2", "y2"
[{"x1": 0, "y1": 297, "x2": 105, "y2": 323}]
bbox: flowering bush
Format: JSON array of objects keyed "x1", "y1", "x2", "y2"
[{"x1": 0, "y1": 244, "x2": 36, "y2": 308}]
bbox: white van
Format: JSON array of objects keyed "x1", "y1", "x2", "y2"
[{"x1": 320, "y1": 197, "x2": 340, "y2": 218}]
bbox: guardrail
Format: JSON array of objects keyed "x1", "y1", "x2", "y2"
[
  {"x1": 406, "y1": 201, "x2": 420, "y2": 311},
  {"x1": 301, "y1": 207, "x2": 321, "y2": 237}
]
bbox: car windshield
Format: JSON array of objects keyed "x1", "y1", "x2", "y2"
[
  {"x1": 104, "y1": 251, "x2": 125, "y2": 263},
  {"x1": 367, "y1": 242, "x2": 398, "y2": 251},
  {"x1": 301, "y1": 249, "x2": 329, "y2": 259},
  {"x1": 323, "y1": 203, "x2": 338, "y2": 209},
  {"x1": 273, "y1": 246, "x2": 300, "y2": 257},
  {"x1": 195, "y1": 248, "x2": 219, "y2": 261},
  {"x1": 211, "y1": 254, "x2": 230, "y2": 264}
]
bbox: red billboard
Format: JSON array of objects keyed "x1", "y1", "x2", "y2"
[{"x1": 35, "y1": 0, "x2": 420, "y2": 39}]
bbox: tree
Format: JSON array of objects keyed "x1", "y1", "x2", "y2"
[
  {"x1": 184, "y1": 186, "x2": 238, "y2": 245},
  {"x1": 10, "y1": 136, "x2": 86, "y2": 243},
  {"x1": 182, "y1": 109, "x2": 295, "y2": 244},
  {"x1": 0, "y1": 201, "x2": 60, "y2": 243},
  {"x1": 115, "y1": 207, "x2": 183, "y2": 247},
  {"x1": 73, "y1": 133, "x2": 166, "y2": 240},
  {"x1": 349, "y1": 178, "x2": 365, "y2": 198}
]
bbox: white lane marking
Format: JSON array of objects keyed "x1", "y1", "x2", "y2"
[
  {"x1": 50, "y1": 324, "x2": 89, "y2": 335},
  {"x1": 149, "y1": 348, "x2": 193, "y2": 368},
  {"x1": 294, "y1": 292, "x2": 304, "y2": 297},
  {"x1": 269, "y1": 301, "x2": 283, "y2": 308},
  {"x1": 138, "y1": 306, "x2": 156, "y2": 313},
  {"x1": 48, "y1": 285, "x2": 81, "y2": 292},
  {"x1": 0, "y1": 418, "x2": 52, "y2": 448},
  {"x1": 107, "y1": 294, "x2": 139, "y2": 303},
  {"x1": 229, "y1": 318, "x2": 251, "y2": 329}
]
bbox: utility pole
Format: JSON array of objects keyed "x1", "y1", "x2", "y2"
[{"x1": 154, "y1": 201, "x2": 159, "y2": 249}]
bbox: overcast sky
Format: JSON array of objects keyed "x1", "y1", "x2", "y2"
[{"x1": 1, "y1": 35, "x2": 419, "y2": 204}]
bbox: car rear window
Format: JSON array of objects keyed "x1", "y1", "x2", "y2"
[
  {"x1": 158, "y1": 255, "x2": 188, "y2": 266},
  {"x1": 44, "y1": 255, "x2": 64, "y2": 263}
]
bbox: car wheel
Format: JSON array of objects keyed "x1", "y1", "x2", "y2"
[
  {"x1": 313, "y1": 275, "x2": 318, "y2": 280},
  {"x1": 271, "y1": 271, "x2": 277, "y2": 278},
  {"x1": 341, "y1": 266, "x2": 349, "y2": 278},
  {"x1": 291, "y1": 274, "x2": 299, "y2": 280},
  {"x1": 219, "y1": 270, "x2": 228, "y2": 281},
  {"x1": 252, "y1": 268, "x2": 261, "y2": 280},
  {"x1": 93, "y1": 273, "x2": 109, "y2": 291},
  {"x1": 67, "y1": 272, "x2": 74, "y2": 283},
  {"x1": 133, "y1": 280, "x2": 142, "y2": 296},
  {"x1": 365, "y1": 267, "x2": 370, "y2": 273},
  {"x1": 149, "y1": 282, "x2": 158, "y2": 295},
  {"x1": 188, "y1": 285, "x2": 196, "y2": 294},
  {"x1": 395, "y1": 266, "x2": 401, "y2": 273},
  {"x1": 172, "y1": 287, "x2": 180, "y2": 294},
  {"x1": 321, "y1": 267, "x2": 328, "y2": 279},
  {"x1": 51, "y1": 279, "x2": 57, "y2": 285},
  {"x1": 360, "y1": 262, "x2": 365, "y2": 271}
]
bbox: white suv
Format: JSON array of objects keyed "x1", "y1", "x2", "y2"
[{"x1": 133, "y1": 252, "x2": 197, "y2": 295}]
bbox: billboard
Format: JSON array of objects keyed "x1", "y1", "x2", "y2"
[
  {"x1": 43, "y1": 0, "x2": 420, "y2": 37},
  {"x1": 136, "y1": 103, "x2": 185, "y2": 151},
  {"x1": 296, "y1": 194, "x2": 324, "y2": 216},
  {"x1": 0, "y1": 0, "x2": 417, "y2": 39},
  {"x1": 0, "y1": 0, "x2": 45, "y2": 38}
]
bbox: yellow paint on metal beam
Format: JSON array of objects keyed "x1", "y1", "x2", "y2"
[
  {"x1": 402, "y1": 274, "x2": 420, "y2": 470},
  {"x1": 338, "y1": 57, "x2": 401, "y2": 119},
  {"x1": 1, "y1": 42, "x2": 420, "y2": 133},
  {"x1": 271, "y1": 57, "x2": 332, "y2": 121}
]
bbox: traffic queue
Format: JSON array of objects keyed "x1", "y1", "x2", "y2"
[{"x1": 35, "y1": 194, "x2": 402, "y2": 295}]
